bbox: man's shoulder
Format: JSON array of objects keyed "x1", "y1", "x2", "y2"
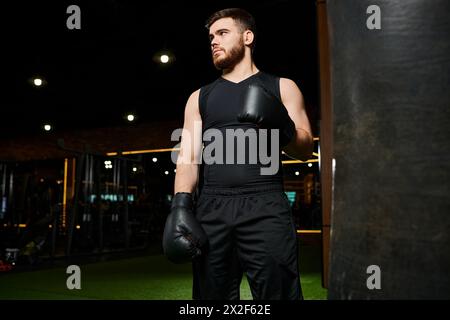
[
  {"x1": 185, "y1": 89, "x2": 201, "y2": 110},
  {"x1": 198, "y1": 77, "x2": 222, "y2": 100},
  {"x1": 254, "y1": 70, "x2": 274, "y2": 81},
  {"x1": 279, "y1": 78, "x2": 300, "y2": 90},
  {"x1": 279, "y1": 77, "x2": 297, "y2": 85},
  {"x1": 188, "y1": 89, "x2": 201, "y2": 100},
  {"x1": 254, "y1": 71, "x2": 282, "y2": 98},
  {"x1": 258, "y1": 71, "x2": 295, "y2": 84},
  {"x1": 200, "y1": 77, "x2": 222, "y2": 90}
]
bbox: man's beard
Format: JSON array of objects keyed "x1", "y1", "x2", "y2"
[{"x1": 212, "y1": 38, "x2": 245, "y2": 70}]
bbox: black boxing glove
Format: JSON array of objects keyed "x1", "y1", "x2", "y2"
[
  {"x1": 162, "y1": 192, "x2": 207, "y2": 264},
  {"x1": 237, "y1": 83, "x2": 296, "y2": 146}
]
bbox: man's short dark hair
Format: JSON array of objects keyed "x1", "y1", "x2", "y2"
[{"x1": 205, "y1": 8, "x2": 257, "y2": 50}]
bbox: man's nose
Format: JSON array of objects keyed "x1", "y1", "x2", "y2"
[{"x1": 211, "y1": 38, "x2": 220, "y2": 49}]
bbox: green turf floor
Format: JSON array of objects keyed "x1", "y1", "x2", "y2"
[{"x1": 0, "y1": 246, "x2": 327, "y2": 300}]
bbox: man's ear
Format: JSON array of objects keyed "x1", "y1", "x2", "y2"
[{"x1": 243, "y1": 30, "x2": 255, "y2": 46}]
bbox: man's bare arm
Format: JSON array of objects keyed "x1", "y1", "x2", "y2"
[
  {"x1": 174, "y1": 89, "x2": 202, "y2": 194},
  {"x1": 280, "y1": 78, "x2": 314, "y2": 161}
]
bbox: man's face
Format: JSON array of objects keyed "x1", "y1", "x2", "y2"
[{"x1": 209, "y1": 17, "x2": 245, "y2": 70}]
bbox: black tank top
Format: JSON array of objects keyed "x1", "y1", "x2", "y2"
[{"x1": 198, "y1": 71, "x2": 284, "y2": 188}]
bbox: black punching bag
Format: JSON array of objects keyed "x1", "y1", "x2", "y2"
[{"x1": 327, "y1": 0, "x2": 450, "y2": 299}]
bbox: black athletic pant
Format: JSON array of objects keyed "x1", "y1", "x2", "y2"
[{"x1": 192, "y1": 185, "x2": 303, "y2": 300}]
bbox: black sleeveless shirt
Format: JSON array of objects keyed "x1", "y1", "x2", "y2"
[{"x1": 198, "y1": 71, "x2": 284, "y2": 188}]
